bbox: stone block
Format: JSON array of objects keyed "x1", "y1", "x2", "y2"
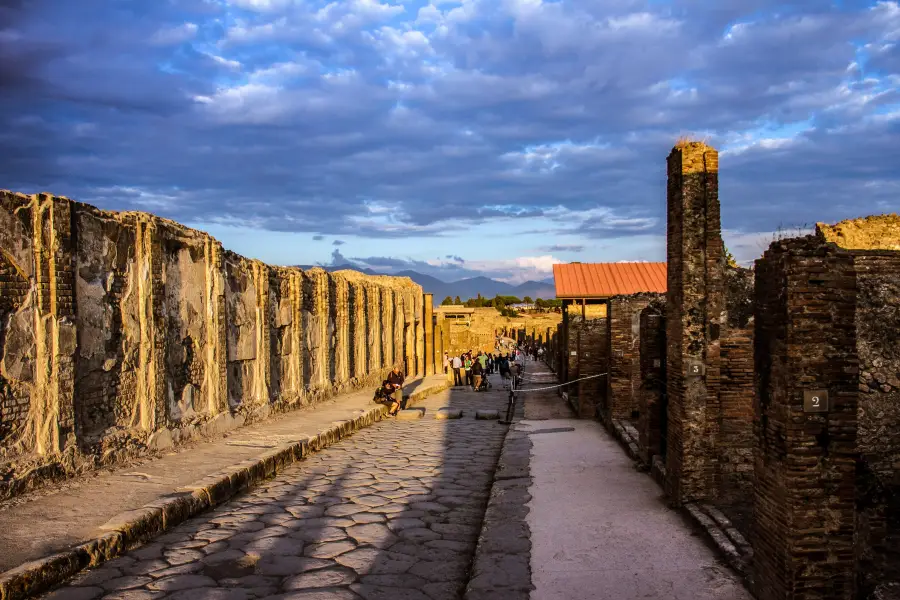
[
  {"x1": 435, "y1": 408, "x2": 463, "y2": 420},
  {"x1": 148, "y1": 429, "x2": 174, "y2": 451},
  {"x1": 475, "y1": 410, "x2": 499, "y2": 420},
  {"x1": 396, "y1": 408, "x2": 426, "y2": 420}
]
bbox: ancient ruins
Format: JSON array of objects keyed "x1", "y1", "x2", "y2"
[
  {"x1": 539, "y1": 142, "x2": 900, "y2": 600},
  {"x1": 0, "y1": 190, "x2": 451, "y2": 499},
  {"x1": 1, "y1": 142, "x2": 899, "y2": 600}
]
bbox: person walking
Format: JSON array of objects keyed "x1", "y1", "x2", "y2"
[
  {"x1": 464, "y1": 354, "x2": 473, "y2": 387},
  {"x1": 471, "y1": 358, "x2": 483, "y2": 391},
  {"x1": 452, "y1": 354, "x2": 463, "y2": 387},
  {"x1": 443, "y1": 352, "x2": 450, "y2": 375}
]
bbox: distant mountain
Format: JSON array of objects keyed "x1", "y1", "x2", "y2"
[{"x1": 292, "y1": 264, "x2": 556, "y2": 304}]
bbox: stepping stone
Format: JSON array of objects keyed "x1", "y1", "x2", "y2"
[
  {"x1": 434, "y1": 408, "x2": 462, "y2": 420},
  {"x1": 396, "y1": 408, "x2": 426, "y2": 420},
  {"x1": 475, "y1": 410, "x2": 500, "y2": 420}
]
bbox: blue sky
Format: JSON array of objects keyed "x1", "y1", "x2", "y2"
[{"x1": 1, "y1": 0, "x2": 898, "y2": 284}]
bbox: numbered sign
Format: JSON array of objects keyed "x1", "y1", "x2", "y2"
[
  {"x1": 686, "y1": 360, "x2": 704, "y2": 379},
  {"x1": 803, "y1": 389, "x2": 829, "y2": 413}
]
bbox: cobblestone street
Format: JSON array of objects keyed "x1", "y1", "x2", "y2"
[{"x1": 43, "y1": 378, "x2": 511, "y2": 600}]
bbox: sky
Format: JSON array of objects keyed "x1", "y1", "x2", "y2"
[{"x1": 1, "y1": 0, "x2": 898, "y2": 285}]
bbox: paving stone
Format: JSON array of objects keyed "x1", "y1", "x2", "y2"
[
  {"x1": 101, "y1": 591, "x2": 166, "y2": 600},
  {"x1": 408, "y1": 560, "x2": 469, "y2": 582},
  {"x1": 164, "y1": 589, "x2": 251, "y2": 600},
  {"x1": 360, "y1": 573, "x2": 429, "y2": 588},
  {"x1": 243, "y1": 536, "x2": 305, "y2": 557},
  {"x1": 283, "y1": 567, "x2": 358, "y2": 589},
  {"x1": 335, "y1": 548, "x2": 418, "y2": 574},
  {"x1": 350, "y1": 584, "x2": 432, "y2": 600},
  {"x1": 100, "y1": 576, "x2": 154, "y2": 591},
  {"x1": 354, "y1": 495, "x2": 389, "y2": 507},
  {"x1": 422, "y1": 581, "x2": 466, "y2": 600},
  {"x1": 255, "y1": 555, "x2": 333, "y2": 576},
  {"x1": 258, "y1": 589, "x2": 359, "y2": 599},
  {"x1": 396, "y1": 527, "x2": 442, "y2": 542},
  {"x1": 386, "y1": 518, "x2": 426, "y2": 532},
  {"x1": 75, "y1": 568, "x2": 124, "y2": 586},
  {"x1": 202, "y1": 548, "x2": 247, "y2": 565},
  {"x1": 408, "y1": 502, "x2": 449, "y2": 513},
  {"x1": 44, "y1": 586, "x2": 103, "y2": 600},
  {"x1": 164, "y1": 548, "x2": 205, "y2": 565},
  {"x1": 324, "y1": 503, "x2": 367, "y2": 517},
  {"x1": 303, "y1": 540, "x2": 357, "y2": 559},
  {"x1": 122, "y1": 560, "x2": 169, "y2": 576},
  {"x1": 351, "y1": 512, "x2": 386, "y2": 524},
  {"x1": 289, "y1": 526, "x2": 348, "y2": 544},
  {"x1": 147, "y1": 574, "x2": 218, "y2": 591},
  {"x1": 150, "y1": 563, "x2": 204, "y2": 579}
]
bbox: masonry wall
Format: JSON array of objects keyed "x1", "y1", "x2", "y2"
[
  {"x1": 565, "y1": 305, "x2": 607, "y2": 419},
  {"x1": 850, "y1": 252, "x2": 900, "y2": 598},
  {"x1": 606, "y1": 294, "x2": 657, "y2": 424},
  {"x1": 637, "y1": 298, "x2": 666, "y2": 464},
  {"x1": 752, "y1": 235, "x2": 859, "y2": 600},
  {"x1": 0, "y1": 190, "x2": 426, "y2": 500}
]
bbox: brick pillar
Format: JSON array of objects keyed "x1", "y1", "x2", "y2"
[
  {"x1": 752, "y1": 238, "x2": 858, "y2": 600},
  {"x1": 665, "y1": 142, "x2": 725, "y2": 505},
  {"x1": 423, "y1": 294, "x2": 434, "y2": 376}
]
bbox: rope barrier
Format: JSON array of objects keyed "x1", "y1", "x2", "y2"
[{"x1": 514, "y1": 372, "x2": 607, "y2": 393}]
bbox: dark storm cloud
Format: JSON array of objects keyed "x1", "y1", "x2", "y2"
[
  {"x1": 0, "y1": 0, "x2": 897, "y2": 243},
  {"x1": 332, "y1": 239, "x2": 345, "y2": 246}
]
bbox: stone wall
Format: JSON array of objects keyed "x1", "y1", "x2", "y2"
[
  {"x1": 0, "y1": 190, "x2": 427, "y2": 499},
  {"x1": 564, "y1": 305, "x2": 607, "y2": 418}
]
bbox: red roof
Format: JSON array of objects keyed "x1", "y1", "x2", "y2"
[{"x1": 553, "y1": 262, "x2": 667, "y2": 299}]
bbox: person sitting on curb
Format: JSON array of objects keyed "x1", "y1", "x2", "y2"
[{"x1": 384, "y1": 363, "x2": 405, "y2": 416}]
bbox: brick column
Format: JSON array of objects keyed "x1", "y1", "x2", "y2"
[
  {"x1": 665, "y1": 142, "x2": 725, "y2": 505},
  {"x1": 607, "y1": 295, "x2": 652, "y2": 423},
  {"x1": 752, "y1": 237, "x2": 858, "y2": 600},
  {"x1": 638, "y1": 302, "x2": 666, "y2": 463},
  {"x1": 423, "y1": 294, "x2": 434, "y2": 376}
]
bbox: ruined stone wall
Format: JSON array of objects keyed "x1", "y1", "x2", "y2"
[
  {"x1": 752, "y1": 235, "x2": 859, "y2": 600},
  {"x1": 0, "y1": 191, "x2": 425, "y2": 499},
  {"x1": 637, "y1": 298, "x2": 666, "y2": 464},
  {"x1": 715, "y1": 329, "x2": 753, "y2": 520},
  {"x1": 606, "y1": 294, "x2": 657, "y2": 424},
  {"x1": 850, "y1": 250, "x2": 900, "y2": 597}
]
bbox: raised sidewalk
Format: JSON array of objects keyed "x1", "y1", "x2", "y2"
[{"x1": 0, "y1": 374, "x2": 449, "y2": 600}]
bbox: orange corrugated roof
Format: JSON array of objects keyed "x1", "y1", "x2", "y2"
[{"x1": 552, "y1": 262, "x2": 667, "y2": 298}]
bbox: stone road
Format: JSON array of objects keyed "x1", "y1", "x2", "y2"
[{"x1": 42, "y1": 377, "x2": 511, "y2": 600}]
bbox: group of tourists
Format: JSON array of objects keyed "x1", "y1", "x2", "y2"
[{"x1": 443, "y1": 350, "x2": 517, "y2": 391}]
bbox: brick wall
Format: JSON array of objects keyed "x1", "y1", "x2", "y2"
[
  {"x1": 665, "y1": 142, "x2": 725, "y2": 506},
  {"x1": 715, "y1": 328, "x2": 754, "y2": 526},
  {"x1": 0, "y1": 190, "x2": 427, "y2": 499},
  {"x1": 637, "y1": 299, "x2": 666, "y2": 464},
  {"x1": 606, "y1": 294, "x2": 657, "y2": 424},
  {"x1": 752, "y1": 235, "x2": 858, "y2": 600}
]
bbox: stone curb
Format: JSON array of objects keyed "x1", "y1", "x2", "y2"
[
  {"x1": 0, "y1": 379, "x2": 450, "y2": 600},
  {"x1": 464, "y1": 407, "x2": 534, "y2": 599},
  {"x1": 606, "y1": 418, "x2": 646, "y2": 469},
  {"x1": 684, "y1": 502, "x2": 752, "y2": 582}
]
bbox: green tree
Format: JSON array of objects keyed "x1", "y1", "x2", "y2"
[
  {"x1": 454, "y1": 295, "x2": 461, "y2": 304},
  {"x1": 441, "y1": 296, "x2": 453, "y2": 305},
  {"x1": 523, "y1": 296, "x2": 533, "y2": 303}
]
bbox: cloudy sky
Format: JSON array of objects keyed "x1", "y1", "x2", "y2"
[{"x1": 1, "y1": 0, "x2": 898, "y2": 284}]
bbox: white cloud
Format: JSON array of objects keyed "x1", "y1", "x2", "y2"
[{"x1": 150, "y1": 22, "x2": 199, "y2": 45}]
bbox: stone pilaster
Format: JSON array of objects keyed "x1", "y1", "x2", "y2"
[{"x1": 423, "y1": 294, "x2": 434, "y2": 376}]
